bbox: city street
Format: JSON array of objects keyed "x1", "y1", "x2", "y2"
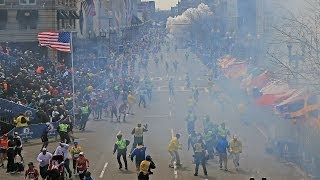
[{"x1": 0, "y1": 48, "x2": 308, "y2": 180}]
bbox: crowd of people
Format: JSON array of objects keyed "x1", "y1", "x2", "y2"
[{"x1": 0, "y1": 23, "x2": 166, "y2": 179}]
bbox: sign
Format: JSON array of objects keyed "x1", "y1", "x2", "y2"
[
  {"x1": 10, "y1": 121, "x2": 59, "y2": 140},
  {"x1": 0, "y1": 98, "x2": 38, "y2": 123}
]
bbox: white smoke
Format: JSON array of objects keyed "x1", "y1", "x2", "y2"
[{"x1": 166, "y1": 3, "x2": 213, "y2": 37}]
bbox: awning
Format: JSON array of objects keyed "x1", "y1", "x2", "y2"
[
  {"x1": 69, "y1": 11, "x2": 79, "y2": 19},
  {"x1": 16, "y1": 10, "x2": 38, "y2": 21},
  {"x1": 57, "y1": 11, "x2": 69, "y2": 19},
  {"x1": 0, "y1": 10, "x2": 8, "y2": 22}
]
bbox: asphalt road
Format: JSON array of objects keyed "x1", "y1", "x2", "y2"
[{"x1": 0, "y1": 46, "x2": 308, "y2": 180}]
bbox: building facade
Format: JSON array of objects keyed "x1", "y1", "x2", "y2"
[{"x1": 0, "y1": 0, "x2": 79, "y2": 43}]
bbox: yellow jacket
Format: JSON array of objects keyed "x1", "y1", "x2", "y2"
[
  {"x1": 14, "y1": 115, "x2": 29, "y2": 127},
  {"x1": 69, "y1": 146, "x2": 83, "y2": 159},
  {"x1": 127, "y1": 94, "x2": 136, "y2": 104},
  {"x1": 229, "y1": 139, "x2": 242, "y2": 154},
  {"x1": 168, "y1": 137, "x2": 180, "y2": 152}
]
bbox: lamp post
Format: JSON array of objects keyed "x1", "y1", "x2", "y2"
[{"x1": 98, "y1": 29, "x2": 106, "y2": 59}]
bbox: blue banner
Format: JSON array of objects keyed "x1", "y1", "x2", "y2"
[
  {"x1": 9, "y1": 121, "x2": 59, "y2": 140},
  {"x1": 0, "y1": 98, "x2": 38, "y2": 123}
]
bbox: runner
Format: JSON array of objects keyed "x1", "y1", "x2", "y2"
[{"x1": 76, "y1": 152, "x2": 90, "y2": 180}]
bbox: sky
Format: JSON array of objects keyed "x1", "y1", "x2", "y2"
[{"x1": 153, "y1": 0, "x2": 178, "y2": 10}]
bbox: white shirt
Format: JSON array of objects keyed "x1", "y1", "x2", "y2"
[
  {"x1": 54, "y1": 144, "x2": 70, "y2": 160},
  {"x1": 37, "y1": 152, "x2": 52, "y2": 167}
]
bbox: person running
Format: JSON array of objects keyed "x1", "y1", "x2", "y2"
[
  {"x1": 168, "y1": 133, "x2": 182, "y2": 168},
  {"x1": 168, "y1": 78, "x2": 174, "y2": 96},
  {"x1": 203, "y1": 130, "x2": 215, "y2": 160},
  {"x1": 13, "y1": 132, "x2": 23, "y2": 162},
  {"x1": 186, "y1": 110, "x2": 196, "y2": 134},
  {"x1": 138, "y1": 155, "x2": 156, "y2": 180},
  {"x1": 110, "y1": 100, "x2": 118, "y2": 122},
  {"x1": 131, "y1": 123, "x2": 148, "y2": 153},
  {"x1": 57, "y1": 120, "x2": 71, "y2": 144},
  {"x1": 24, "y1": 162, "x2": 39, "y2": 180},
  {"x1": 130, "y1": 142, "x2": 147, "y2": 172},
  {"x1": 54, "y1": 142, "x2": 72, "y2": 178},
  {"x1": 40, "y1": 122, "x2": 51, "y2": 151},
  {"x1": 229, "y1": 135, "x2": 242, "y2": 171},
  {"x1": 185, "y1": 73, "x2": 191, "y2": 88},
  {"x1": 138, "y1": 87, "x2": 147, "y2": 108},
  {"x1": 118, "y1": 101, "x2": 128, "y2": 122},
  {"x1": 6, "y1": 135, "x2": 15, "y2": 174},
  {"x1": 36, "y1": 148, "x2": 52, "y2": 179},
  {"x1": 0, "y1": 133, "x2": 8, "y2": 167},
  {"x1": 70, "y1": 140, "x2": 83, "y2": 174},
  {"x1": 217, "y1": 122, "x2": 230, "y2": 139},
  {"x1": 127, "y1": 91, "x2": 136, "y2": 115},
  {"x1": 216, "y1": 137, "x2": 229, "y2": 171},
  {"x1": 76, "y1": 152, "x2": 90, "y2": 180},
  {"x1": 113, "y1": 134, "x2": 130, "y2": 170},
  {"x1": 193, "y1": 139, "x2": 208, "y2": 177},
  {"x1": 79, "y1": 102, "x2": 91, "y2": 131},
  {"x1": 192, "y1": 86, "x2": 199, "y2": 103}
]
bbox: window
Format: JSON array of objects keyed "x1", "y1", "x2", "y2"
[
  {"x1": 19, "y1": 0, "x2": 36, "y2": 5},
  {"x1": 16, "y1": 10, "x2": 38, "y2": 30},
  {"x1": 0, "y1": 0, "x2": 5, "y2": 5},
  {"x1": 0, "y1": 10, "x2": 7, "y2": 30}
]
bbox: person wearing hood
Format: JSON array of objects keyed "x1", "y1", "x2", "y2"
[{"x1": 130, "y1": 142, "x2": 147, "y2": 171}]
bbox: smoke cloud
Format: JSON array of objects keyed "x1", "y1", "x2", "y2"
[{"x1": 166, "y1": 3, "x2": 213, "y2": 37}]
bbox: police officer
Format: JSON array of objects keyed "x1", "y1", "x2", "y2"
[
  {"x1": 203, "y1": 130, "x2": 215, "y2": 159},
  {"x1": 80, "y1": 103, "x2": 91, "y2": 131},
  {"x1": 57, "y1": 120, "x2": 71, "y2": 144},
  {"x1": 113, "y1": 134, "x2": 129, "y2": 170},
  {"x1": 193, "y1": 139, "x2": 208, "y2": 177},
  {"x1": 131, "y1": 123, "x2": 148, "y2": 153}
]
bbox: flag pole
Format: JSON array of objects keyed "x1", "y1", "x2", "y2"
[{"x1": 70, "y1": 32, "x2": 76, "y2": 126}]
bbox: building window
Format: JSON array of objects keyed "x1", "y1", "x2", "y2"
[
  {"x1": 0, "y1": 0, "x2": 5, "y2": 5},
  {"x1": 19, "y1": 0, "x2": 36, "y2": 5},
  {"x1": 0, "y1": 10, "x2": 7, "y2": 30},
  {"x1": 16, "y1": 10, "x2": 38, "y2": 30}
]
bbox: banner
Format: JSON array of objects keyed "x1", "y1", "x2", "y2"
[
  {"x1": 9, "y1": 121, "x2": 59, "y2": 140},
  {"x1": 0, "y1": 98, "x2": 38, "y2": 124}
]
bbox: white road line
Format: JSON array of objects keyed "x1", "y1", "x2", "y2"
[
  {"x1": 174, "y1": 161, "x2": 178, "y2": 179},
  {"x1": 144, "y1": 115, "x2": 169, "y2": 118},
  {"x1": 99, "y1": 162, "x2": 108, "y2": 178},
  {"x1": 117, "y1": 131, "x2": 121, "y2": 135},
  {"x1": 169, "y1": 97, "x2": 171, "y2": 102},
  {"x1": 169, "y1": 111, "x2": 172, "y2": 118},
  {"x1": 255, "y1": 126, "x2": 267, "y2": 140}
]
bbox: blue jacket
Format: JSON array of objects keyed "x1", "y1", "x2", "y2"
[
  {"x1": 216, "y1": 138, "x2": 229, "y2": 154},
  {"x1": 130, "y1": 145, "x2": 147, "y2": 164}
]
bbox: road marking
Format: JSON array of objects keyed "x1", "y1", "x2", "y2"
[
  {"x1": 169, "y1": 111, "x2": 172, "y2": 118},
  {"x1": 204, "y1": 88, "x2": 209, "y2": 93},
  {"x1": 144, "y1": 115, "x2": 169, "y2": 118},
  {"x1": 169, "y1": 97, "x2": 171, "y2": 102},
  {"x1": 255, "y1": 125, "x2": 267, "y2": 140},
  {"x1": 99, "y1": 162, "x2": 108, "y2": 178},
  {"x1": 117, "y1": 131, "x2": 121, "y2": 135}
]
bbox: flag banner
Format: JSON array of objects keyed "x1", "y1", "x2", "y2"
[
  {"x1": 83, "y1": 0, "x2": 96, "y2": 16},
  {"x1": 8, "y1": 121, "x2": 60, "y2": 140},
  {"x1": 0, "y1": 98, "x2": 38, "y2": 124},
  {"x1": 38, "y1": 32, "x2": 71, "y2": 52}
]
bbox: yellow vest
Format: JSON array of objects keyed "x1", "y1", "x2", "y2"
[
  {"x1": 59, "y1": 123, "x2": 69, "y2": 132},
  {"x1": 139, "y1": 160, "x2": 151, "y2": 175},
  {"x1": 81, "y1": 106, "x2": 89, "y2": 114},
  {"x1": 229, "y1": 139, "x2": 242, "y2": 154},
  {"x1": 134, "y1": 127, "x2": 143, "y2": 137},
  {"x1": 116, "y1": 139, "x2": 126, "y2": 150}
]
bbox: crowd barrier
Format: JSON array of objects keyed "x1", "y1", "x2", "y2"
[{"x1": 8, "y1": 121, "x2": 60, "y2": 140}]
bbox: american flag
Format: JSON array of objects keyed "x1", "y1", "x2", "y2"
[
  {"x1": 83, "y1": 0, "x2": 96, "y2": 16},
  {"x1": 37, "y1": 32, "x2": 71, "y2": 52}
]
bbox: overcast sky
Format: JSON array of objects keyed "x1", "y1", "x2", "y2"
[{"x1": 153, "y1": 0, "x2": 178, "y2": 10}]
